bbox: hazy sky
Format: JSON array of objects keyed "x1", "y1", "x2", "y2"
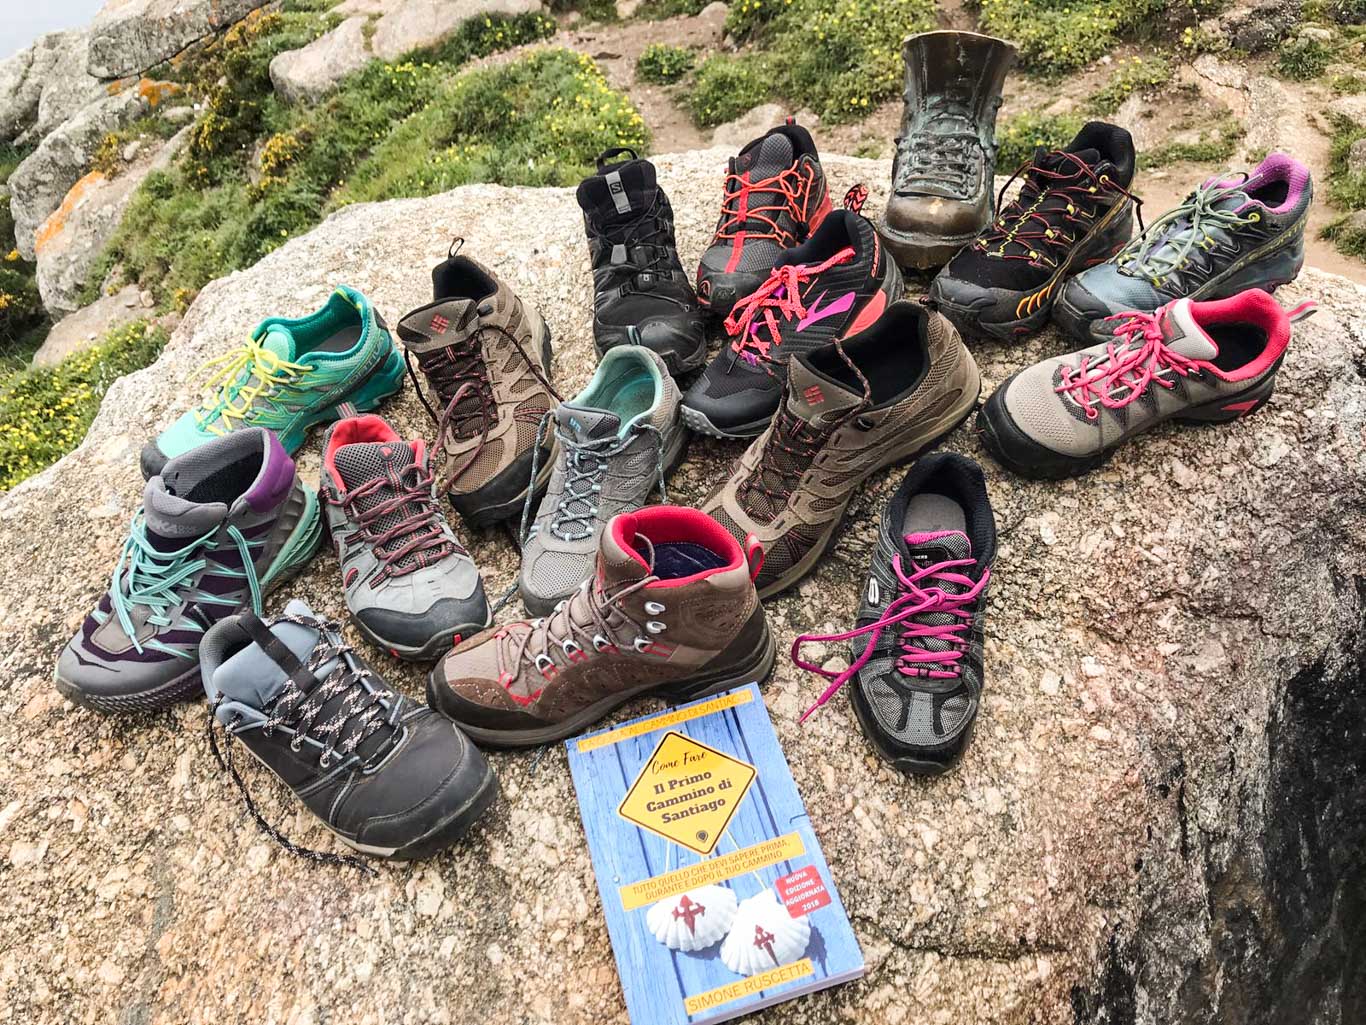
[{"x1": 1, "y1": 0, "x2": 104, "y2": 59}]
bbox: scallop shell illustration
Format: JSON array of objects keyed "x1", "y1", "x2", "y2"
[
  {"x1": 719, "y1": 888, "x2": 811, "y2": 976},
  {"x1": 646, "y1": 885, "x2": 739, "y2": 952}
]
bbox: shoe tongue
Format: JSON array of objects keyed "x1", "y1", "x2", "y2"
[
  {"x1": 259, "y1": 325, "x2": 297, "y2": 360},
  {"x1": 557, "y1": 402, "x2": 622, "y2": 443},
  {"x1": 214, "y1": 599, "x2": 323, "y2": 709},
  {"x1": 143, "y1": 477, "x2": 228, "y2": 551},
  {"x1": 785, "y1": 354, "x2": 864, "y2": 425},
  {"x1": 578, "y1": 159, "x2": 657, "y2": 221},
  {"x1": 902, "y1": 528, "x2": 973, "y2": 570},
  {"x1": 1139, "y1": 183, "x2": 1250, "y2": 269},
  {"x1": 334, "y1": 440, "x2": 418, "y2": 491},
  {"x1": 736, "y1": 130, "x2": 795, "y2": 176},
  {"x1": 1158, "y1": 299, "x2": 1220, "y2": 361}
]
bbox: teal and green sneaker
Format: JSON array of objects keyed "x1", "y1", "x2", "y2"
[{"x1": 140, "y1": 286, "x2": 405, "y2": 478}]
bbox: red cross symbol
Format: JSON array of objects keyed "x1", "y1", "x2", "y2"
[
  {"x1": 672, "y1": 894, "x2": 706, "y2": 936},
  {"x1": 753, "y1": 924, "x2": 777, "y2": 964}
]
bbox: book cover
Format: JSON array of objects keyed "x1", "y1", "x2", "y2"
[{"x1": 565, "y1": 684, "x2": 864, "y2": 1025}]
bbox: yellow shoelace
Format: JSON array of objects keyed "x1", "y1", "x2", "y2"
[{"x1": 193, "y1": 339, "x2": 311, "y2": 434}]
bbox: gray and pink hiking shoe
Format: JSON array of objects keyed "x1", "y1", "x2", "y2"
[
  {"x1": 978, "y1": 288, "x2": 1317, "y2": 479},
  {"x1": 1053, "y1": 153, "x2": 1312, "y2": 345}
]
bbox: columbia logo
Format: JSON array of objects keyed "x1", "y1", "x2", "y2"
[
  {"x1": 431, "y1": 314, "x2": 449, "y2": 333},
  {"x1": 803, "y1": 385, "x2": 825, "y2": 405}
]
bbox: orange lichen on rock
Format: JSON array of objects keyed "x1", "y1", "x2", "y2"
[
  {"x1": 136, "y1": 79, "x2": 183, "y2": 107},
  {"x1": 35, "y1": 171, "x2": 107, "y2": 256}
]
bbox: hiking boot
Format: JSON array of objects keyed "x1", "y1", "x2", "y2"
[
  {"x1": 880, "y1": 31, "x2": 1017, "y2": 271},
  {"x1": 140, "y1": 286, "x2": 404, "y2": 479},
  {"x1": 202, "y1": 600, "x2": 497, "y2": 862},
  {"x1": 793, "y1": 453, "x2": 996, "y2": 775},
  {"x1": 321, "y1": 415, "x2": 491, "y2": 662},
  {"x1": 978, "y1": 290, "x2": 1317, "y2": 479},
  {"x1": 703, "y1": 301, "x2": 979, "y2": 598},
  {"x1": 929, "y1": 121, "x2": 1139, "y2": 342},
  {"x1": 1053, "y1": 153, "x2": 1313, "y2": 345},
  {"x1": 579, "y1": 148, "x2": 707, "y2": 376},
  {"x1": 55, "y1": 429, "x2": 322, "y2": 713},
  {"x1": 428, "y1": 506, "x2": 775, "y2": 748},
  {"x1": 696, "y1": 118, "x2": 832, "y2": 318},
  {"x1": 399, "y1": 245, "x2": 558, "y2": 529},
  {"x1": 519, "y1": 346, "x2": 687, "y2": 617},
  {"x1": 681, "y1": 209, "x2": 903, "y2": 440}
]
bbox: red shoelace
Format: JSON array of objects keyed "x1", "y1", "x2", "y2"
[{"x1": 723, "y1": 246, "x2": 856, "y2": 364}]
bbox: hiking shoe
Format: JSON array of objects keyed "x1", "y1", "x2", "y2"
[
  {"x1": 399, "y1": 245, "x2": 558, "y2": 528},
  {"x1": 202, "y1": 600, "x2": 497, "y2": 862},
  {"x1": 519, "y1": 346, "x2": 687, "y2": 617},
  {"x1": 703, "y1": 300, "x2": 980, "y2": 598},
  {"x1": 1053, "y1": 153, "x2": 1313, "y2": 345},
  {"x1": 696, "y1": 118, "x2": 832, "y2": 318},
  {"x1": 978, "y1": 290, "x2": 1317, "y2": 479},
  {"x1": 682, "y1": 209, "x2": 903, "y2": 440},
  {"x1": 929, "y1": 121, "x2": 1139, "y2": 342},
  {"x1": 428, "y1": 506, "x2": 775, "y2": 748},
  {"x1": 140, "y1": 286, "x2": 403, "y2": 479},
  {"x1": 321, "y1": 415, "x2": 491, "y2": 662},
  {"x1": 881, "y1": 30, "x2": 1017, "y2": 270},
  {"x1": 55, "y1": 429, "x2": 322, "y2": 713},
  {"x1": 792, "y1": 453, "x2": 996, "y2": 775},
  {"x1": 579, "y1": 148, "x2": 706, "y2": 376}
]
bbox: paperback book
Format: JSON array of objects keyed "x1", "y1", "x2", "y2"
[{"x1": 565, "y1": 683, "x2": 864, "y2": 1025}]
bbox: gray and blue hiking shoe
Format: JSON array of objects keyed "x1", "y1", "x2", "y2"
[
  {"x1": 518, "y1": 345, "x2": 687, "y2": 616},
  {"x1": 321, "y1": 415, "x2": 491, "y2": 661},
  {"x1": 55, "y1": 428, "x2": 322, "y2": 714},
  {"x1": 1053, "y1": 153, "x2": 1312, "y2": 344},
  {"x1": 202, "y1": 600, "x2": 497, "y2": 863}
]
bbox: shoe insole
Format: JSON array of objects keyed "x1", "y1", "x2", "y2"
[
  {"x1": 901, "y1": 492, "x2": 967, "y2": 537},
  {"x1": 594, "y1": 366, "x2": 656, "y2": 425},
  {"x1": 311, "y1": 324, "x2": 363, "y2": 354},
  {"x1": 651, "y1": 541, "x2": 728, "y2": 579},
  {"x1": 1205, "y1": 322, "x2": 1268, "y2": 372}
]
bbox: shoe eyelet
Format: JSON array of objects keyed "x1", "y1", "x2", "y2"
[
  {"x1": 289, "y1": 736, "x2": 303, "y2": 753},
  {"x1": 561, "y1": 639, "x2": 583, "y2": 659},
  {"x1": 646, "y1": 621, "x2": 666, "y2": 634},
  {"x1": 855, "y1": 415, "x2": 875, "y2": 430},
  {"x1": 633, "y1": 637, "x2": 652, "y2": 652},
  {"x1": 534, "y1": 653, "x2": 556, "y2": 673},
  {"x1": 319, "y1": 751, "x2": 334, "y2": 769},
  {"x1": 644, "y1": 601, "x2": 666, "y2": 615},
  {"x1": 592, "y1": 634, "x2": 612, "y2": 652}
]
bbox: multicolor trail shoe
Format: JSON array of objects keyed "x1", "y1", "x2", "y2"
[
  {"x1": 696, "y1": 119, "x2": 832, "y2": 318},
  {"x1": 703, "y1": 300, "x2": 980, "y2": 598},
  {"x1": 929, "y1": 121, "x2": 1139, "y2": 342},
  {"x1": 398, "y1": 245, "x2": 558, "y2": 528},
  {"x1": 682, "y1": 209, "x2": 902, "y2": 440},
  {"x1": 793, "y1": 453, "x2": 996, "y2": 776},
  {"x1": 579, "y1": 148, "x2": 707, "y2": 375},
  {"x1": 140, "y1": 286, "x2": 403, "y2": 479},
  {"x1": 56, "y1": 429, "x2": 322, "y2": 713},
  {"x1": 202, "y1": 600, "x2": 497, "y2": 863},
  {"x1": 428, "y1": 506, "x2": 775, "y2": 748},
  {"x1": 978, "y1": 289, "x2": 1317, "y2": 479},
  {"x1": 321, "y1": 416, "x2": 491, "y2": 662},
  {"x1": 1054, "y1": 154, "x2": 1312, "y2": 345},
  {"x1": 519, "y1": 346, "x2": 687, "y2": 617}
]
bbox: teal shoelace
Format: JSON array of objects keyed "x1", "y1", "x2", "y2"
[{"x1": 1117, "y1": 175, "x2": 1261, "y2": 286}]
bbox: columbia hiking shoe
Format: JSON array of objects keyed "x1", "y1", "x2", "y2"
[
  {"x1": 56, "y1": 428, "x2": 322, "y2": 713},
  {"x1": 579, "y1": 148, "x2": 706, "y2": 375},
  {"x1": 399, "y1": 245, "x2": 558, "y2": 528},
  {"x1": 202, "y1": 600, "x2": 498, "y2": 863},
  {"x1": 519, "y1": 346, "x2": 686, "y2": 616},
  {"x1": 696, "y1": 119, "x2": 831, "y2": 318},
  {"x1": 428, "y1": 506, "x2": 775, "y2": 748},
  {"x1": 880, "y1": 31, "x2": 1017, "y2": 270},
  {"x1": 792, "y1": 453, "x2": 996, "y2": 776},
  {"x1": 930, "y1": 121, "x2": 1139, "y2": 342},
  {"x1": 978, "y1": 289, "x2": 1317, "y2": 479},
  {"x1": 141, "y1": 286, "x2": 403, "y2": 478},
  {"x1": 682, "y1": 208, "x2": 903, "y2": 440},
  {"x1": 704, "y1": 300, "x2": 980, "y2": 598},
  {"x1": 321, "y1": 415, "x2": 491, "y2": 661},
  {"x1": 1054, "y1": 153, "x2": 1312, "y2": 344}
]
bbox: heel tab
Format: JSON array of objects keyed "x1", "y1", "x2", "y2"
[{"x1": 1286, "y1": 299, "x2": 1317, "y2": 325}]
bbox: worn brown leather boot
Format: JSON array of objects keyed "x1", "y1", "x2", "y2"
[
  {"x1": 427, "y1": 506, "x2": 775, "y2": 747},
  {"x1": 880, "y1": 31, "x2": 1017, "y2": 271}
]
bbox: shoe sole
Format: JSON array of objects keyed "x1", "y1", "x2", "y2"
[
  {"x1": 54, "y1": 486, "x2": 326, "y2": 714},
  {"x1": 878, "y1": 221, "x2": 980, "y2": 272},
  {"x1": 351, "y1": 612, "x2": 495, "y2": 664},
  {"x1": 429, "y1": 616, "x2": 777, "y2": 749},
  {"x1": 679, "y1": 402, "x2": 772, "y2": 441}
]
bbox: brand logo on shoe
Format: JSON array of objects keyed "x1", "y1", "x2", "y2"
[
  {"x1": 803, "y1": 385, "x2": 825, "y2": 406},
  {"x1": 796, "y1": 291, "x2": 856, "y2": 331},
  {"x1": 430, "y1": 314, "x2": 450, "y2": 333}
]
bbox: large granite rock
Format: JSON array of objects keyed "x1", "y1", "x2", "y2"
[
  {"x1": 0, "y1": 31, "x2": 105, "y2": 146},
  {"x1": 86, "y1": 0, "x2": 271, "y2": 79},
  {"x1": 1199, "y1": 0, "x2": 1303, "y2": 52},
  {"x1": 0, "y1": 151, "x2": 1362, "y2": 1025},
  {"x1": 30, "y1": 285, "x2": 151, "y2": 367},
  {"x1": 268, "y1": 16, "x2": 372, "y2": 104}
]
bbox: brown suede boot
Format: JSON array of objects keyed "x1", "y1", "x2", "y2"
[{"x1": 427, "y1": 506, "x2": 775, "y2": 747}]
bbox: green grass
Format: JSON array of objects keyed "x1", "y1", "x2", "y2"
[
  {"x1": 1324, "y1": 113, "x2": 1366, "y2": 259},
  {"x1": 0, "y1": 320, "x2": 168, "y2": 490},
  {"x1": 0, "y1": 143, "x2": 48, "y2": 371},
  {"x1": 637, "y1": 43, "x2": 695, "y2": 84},
  {"x1": 1089, "y1": 55, "x2": 1173, "y2": 115},
  {"x1": 687, "y1": 54, "x2": 773, "y2": 127},
  {"x1": 995, "y1": 112, "x2": 1087, "y2": 172},
  {"x1": 1276, "y1": 34, "x2": 1335, "y2": 80},
  {"x1": 1139, "y1": 118, "x2": 1245, "y2": 168},
  {"x1": 638, "y1": 0, "x2": 711, "y2": 15}
]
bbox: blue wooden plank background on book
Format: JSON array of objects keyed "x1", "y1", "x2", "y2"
[{"x1": 566, "y1": 684, "x2": 864, "y2": 1025}]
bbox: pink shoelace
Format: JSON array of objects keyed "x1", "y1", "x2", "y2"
[
  {"x1": 1054, "y1": 310, "x2": 1202, "y2": 418},
  {"x1": 790, "y1": 535, "x2": 988, "y2": 723},
  {"x1": 724, "y1": 246, "x2": 855, "y2": 365}
]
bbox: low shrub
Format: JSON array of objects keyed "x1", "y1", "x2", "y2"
[
  {"x1": 637, "y1": 43, "x2": 695, "y2": 84},
  {"x1": 1140, "y1": 119, "x2": 1245, "y2": 168},
  {"x1": 1276, "y1": 35, "x2": 1334, "y2": 81},
  {"x1": 687, "y1": 54, "x2": 773, "y2": 127},
  {"x1": 1089, "y1": 55, "x2": 1173, "y2": 114},
  {"x1": 995, "y1": 112, "x2": 1086, "y2": 172},
  {"x1": 0, "y1": 145, "x2": 47, "y2": 368}
]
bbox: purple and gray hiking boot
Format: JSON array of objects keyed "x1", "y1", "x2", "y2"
[{"x1": 54, "y1": 428, "x2": 322, "y2": 713}]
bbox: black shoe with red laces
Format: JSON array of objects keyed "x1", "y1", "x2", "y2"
[{"x1": 928, "y1": 121, "x2": 1139, "y2": 343}]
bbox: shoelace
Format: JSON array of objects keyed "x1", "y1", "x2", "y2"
[
  {"x1": 895, "y1": 94, "x2": 980, "y2": 194},
  {"x1": 538, "y1": 420, "x2": 670, "y2": 543},
  {"x1": 194, "y1": 339, "x2": 311, "y2": 434},
  {"x1": 206, "y1": 612, "x2": 395, "y2": 876},
  {"x1": 724, "y1": 246, "x2": 857, "y2": 365},
  {"x1": 110, "y1": 516, "x2": 262, "y2": 656},
  {"x1": 1117, "y1": 174, "x2": 1259, "y2": 286},
  {"x1": 1055, "y1": 310, "x2": 1203, "y2": 417},
  {"x1": 714, "y1": 162, "x2": 818, "y2": 246},
  {"x1": 593, "y1": 202, "x2": 678, "y2": 287},
  {"x1": 338, "y1": 458, "x2": 460, "y2": 581},
  {"x1": 791, "y1": 550, "x2": 988, "y2": 722}
]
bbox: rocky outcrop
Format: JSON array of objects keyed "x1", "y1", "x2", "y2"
[
  {"x1": 86, "y1": 0, "x2": 271, "y2": 79},
  {"x1": 31, "y1": 285, "x2": 152, "y2": 367},
  {"x1": 0, "y1": 31, "x2": 105, "y2": 145},
  {"x1": 0, "y1": 151, "x2": 1362, "y2": 1024},
  {"x1": 268, "y1": 16, "x2": 371, "y2": 104},
  {"x1": 1199, "y1": 0, "x2": 1303, "y2": 52}
]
